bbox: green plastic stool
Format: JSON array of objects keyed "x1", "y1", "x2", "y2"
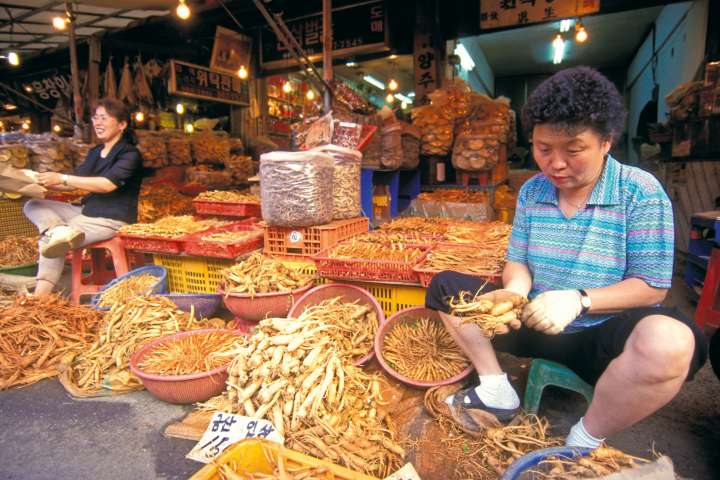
[{"x1": 523, "y1": 359, "x2": 594, "y2": 414}]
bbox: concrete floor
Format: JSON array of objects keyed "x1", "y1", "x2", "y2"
[{"x1": 0, "y1": 275, "x2": 718, "y2": 480}]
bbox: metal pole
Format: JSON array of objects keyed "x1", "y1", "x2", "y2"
[
  {"x1": 322, "y1": 0, "x2": 332, "y2": 112},
  {"x1": 66, "y1": 0, "x2": 82, "y2": 131}
]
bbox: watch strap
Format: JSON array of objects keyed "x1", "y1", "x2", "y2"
[{"x1": 578, "y1": 289, "x2": 591, "y2": 315}]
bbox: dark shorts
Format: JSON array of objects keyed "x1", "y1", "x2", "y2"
[{"x1": 426, "y1": 271, "x2": 709, "y2": 385}]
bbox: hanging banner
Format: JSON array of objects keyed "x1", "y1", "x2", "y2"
[
  {"x1": 413, "y1": 32, "x2": 440, "y2": 106},
  {"x1": 168, "y1": 60, "x2": 249, "y2": 106},
  {"x1": 210, "y1": 26, "x2": 253, "y2": 76},
  {"x1": 259, "y1": 0, "x2": 389, "y2": 70},
  {"x1": 480, "y1": 0, "x2": 600, "y2": 30}
]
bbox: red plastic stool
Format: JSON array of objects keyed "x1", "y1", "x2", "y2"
[
  {"x1": 457, "y1": 169, "x2": 491, "y2": 186},
  {"x1": 696, "y1": 247, "x2": 720, "y2": 331},
  {"x1": 71, "y1": 236, "x2": 130, "y2": 304}
]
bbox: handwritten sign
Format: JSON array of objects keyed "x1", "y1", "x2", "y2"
[
  {"x1": 169, "y1": 60, "x2": 249, "y2": 106},
  {"x1": 260, "y1": 0, "x2": 388, "y2": 70},
  {"x1": 413, "y1": 32, "x2": 439, "y2": 106},
  {"x1": 186, "y1": 412, "x2": 284, "y2": 463},
  {"x1": 480, "y1": 0, "x2": 600, "y2": 30},
  {"x1": 384, "y1": 463, "x2": 422, "y2": 480}
]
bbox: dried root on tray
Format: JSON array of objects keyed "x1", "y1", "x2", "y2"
[
  {"x1": 138, "y1": 182, "x2": 194, "y2": 223},
  {"x1": 195, "y1": 190, "x2": 260, "y2": 203},
  {"x1": 200, "y1": 231, "x2": 257, "y2": 244},
  {"x1": 138, "y1": 331, "x2": 241, "y2": 376},
  {"x1": 120, "y1": 215, "x2": 229, "y2": 239},
  {"x1": 418, "y1": 189, "x2": 491, "y2": 204},
  {"x1": 198, "y1": 317, "x2": 405, "y2": 477},
  {"x1": 0, "y1": 295, "x2": 102, "y2": 390},
  {"x1": 532, "y1": 446, "x2": 651, "y2": 479},
  {"x1": 294, "y1": 297, "x2": 378, "y2": 363},
  {"x1": 448, "y1": 290, "x2": 526, "y2": 337},
  {"x1": 328, "y1": 240, "x2": 425, "y2": 263},
  {"x1": 423, "y1": 247, "x2": 505, "y2": 276},
  {"x1": 0, "y1": 235, "x2": 38, "y2": 267},
  {"x1": 221, "y1": 253, "x2": 311, "y2": 295},
  {"x1": 97, "y1": 273, "x2": 158, "y2": 307},
  {"x1": 59, "y1": 295, "x2": 215, "y2": 396},
  {"x1": 382, "y1": 316, "x2": 469, "y2": 382}
]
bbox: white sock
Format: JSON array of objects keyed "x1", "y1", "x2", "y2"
[
  {"x1": 565, "y1": 417, "x2": 605, "y2": 449},
  {"x1": 446, "y1": 373, "x2": 519, "y2": 409}
]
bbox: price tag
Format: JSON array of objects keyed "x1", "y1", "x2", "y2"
[
  {"x1": 186, "y1": 412, "x2": 284, "y2": 463},
  {"x1": 384, "y1": 463, "x2": 422, "y2": 480},
  {"x1": 289, "y1": 231, "x2": 303, "y2": 243}
]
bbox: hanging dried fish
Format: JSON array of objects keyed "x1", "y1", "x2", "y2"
[
  {"x1": 118, "y1": 56, "x2": 136, "y2": 105},
  {"x1": 134, "y1": 54, "x2": 154, "y2": 106}
]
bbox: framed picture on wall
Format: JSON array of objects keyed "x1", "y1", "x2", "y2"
[{"x1": 210, "y1": 26, "x2": 253, "y2": 76}]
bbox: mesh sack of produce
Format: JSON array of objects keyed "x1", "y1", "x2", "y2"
[
  {"x1": 452, "y1": 133, "x2": 501, "y2": 171},
  {"x1": 136, "y1": 131, "x2": 168, "y2": 169},
  {"x1": 225, "y1": 154, "x2": 253, "y2": 183},
  {"x1": 67, "y1": 140, "x2": 93, "y2": 168},
  {"x1": 192, "y1": 132, "x2": 231, "y2": 165},
  {"x1": 360, "y1": 114, "x2": 382, "y2": 169},
  {"x1": 260, "y1": 150, "x2": 333, "y2": 227},
  {"x1": 0, "y1": 144, "x2": 29, "y2": 169},
  {"x1": 379, "y1": 123, "x2": 403, "y2": 170},
  {"x1": 412, "y1": 104, "x2": 454, "y2": 156},
  {"x1": 314, "y1": 145, "x2": 362, "y2": 220},
  {"x1": 166, "y1": 135, "x2": 192, "y2": 166},
  {"x1": 400, "y1": 123, "x2": 421, "y2": 170},
  {"x1": 27, "y1": 141, "x2": 72, "y2": 173},
  {"x1": 185, "y1": 165, "x2": 233, "y2": 189}
]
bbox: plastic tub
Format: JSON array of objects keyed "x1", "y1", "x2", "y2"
[
  {"x1": 219, "y1": 283, "x2": 314, "y2": 323},
  {"x1": 501, "y1": 446, "x2": 592, "y2": 480},
  {"x1": 288, "y1": 283, "x2": 385, "y2": 366},
  {"x1": 156, "y1": 293, "x2": 222, "y2": 318},
  {"x1": 374, "y1": 306, "x2": 474, "y2": 388},
  {"x1": 90, "y1": 265, "x2": 167, "y2": 311},
  {"x1": 0, "y1": 262, "x2": 38, "y2": 277},
  {"x1": 129, "y1": 328, "x2": 242, "y2": 404}
]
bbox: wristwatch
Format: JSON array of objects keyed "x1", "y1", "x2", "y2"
[
  {"x1": 578, "y1": 289, "x2": 591, "y2": 315},
  {"x1": 62, "y1": 174, "x2": 69, "y2": 186}
]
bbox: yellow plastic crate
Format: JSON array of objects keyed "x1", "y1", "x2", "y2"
[
  {"x1": 0, "y1": 198, "x2": 38, "y2": 239},
  {"x1": 190, "y1": 438, "x2": 378, "y2": 480},
  {"x1": 153, "y1": 254, "x2": 234, "y2": 293}
]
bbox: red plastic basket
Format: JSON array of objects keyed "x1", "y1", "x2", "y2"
[
  {"x1": 413, "y1": 243, "x2": 503, "y2": 288},
  {"x1": 314, "y1": 243, "x2": 430, "y2": 284},
  {"x1": 184, "y1": 222, "x2": 263, "y2": 259},
  {"x1": 219, "y1": 283, "x2": 314, "y2": 323},
  {"x1": 119, "y1": 233, "x2": 190, "y2": 255},
  {"x1": 193, "y1": 200, "x2": 262, "y2": 218}
]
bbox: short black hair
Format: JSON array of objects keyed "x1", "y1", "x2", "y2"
[{"x1": 521, "y1": 66, "x2": 626, "y2": 142}]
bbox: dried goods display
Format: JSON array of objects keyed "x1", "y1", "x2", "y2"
[
  {"x1": 294, "y1": 297, "x2": 378, "y2": 363},
  {"x1": 382, "y1": 316, "x2": 469, "y2": 382},
  {"x1": 417, "y1": 189, "x2": 491, "y2": 204},
  {"x1": 533, "y1": 446, "x2": 650, "y2": 479},
  {"x1": 412, "y1": 105, "x2": 454, "y2": 156},
  {"x1": 379, "y1": 216, "x2": 454, "y2": 237},
  {"x1": 452, "y1": 133, "x2": 502, "y2": 171},
  {"x1": 137, "y1": 183, "x2": 194, "y2": 223},
  {"x1": 137, "y1": 331, "x2": 240, "y2": 376},
  {"x1": 260, "y1": 151, "x2": 334, "y2": 227},
  {"x1": 137, "y1": 132, "x2": 168, "y2": 169},
  {"x1": 400, "y1": 124, "x2": 421, "y2": 170},
  {"x1": 380, "y1": 124, "x2": 403, "y2": 169},
  {"x1": 96, "y1": 274, "x2": 159, "y2": 307},
  {"x1": 186, "y1": 165, "x2": 233, "y2": 189},
  {"x1": 328, "y1": 240, "x2": 425, "y2": 263},
  {"x1": 443, "y1": 221, "x2": 511, "y2": 246},
  {"x1": 0, "y1": 295, "x2": 102, "y2": 390},
  {"x1": 200, "y1": 316, "x2": 404, "y2": 476},
  {"x1": 120, "y1": 215, "x2": 229, "y2": 239},
  {"x1": 448, "y1": 290, "x2": 527, "y2": 337},
  {"x1": 221, "y1": 253, "x2": 311, "y2": 295},
  {"x1": 192, "y1": 132, "x2": 231, "y2": 165},
  {"x1": 353, "y1": 230, "x2": 437, "y2": 245},
  {"x1": 195, "y1": 190, "x2": 260, "y2": 203},
  {"x1": 315, "y1": 145, "x2": 361, "y2": 220},
  {"x1": 201, "y1": 231, "x2": 257, "y2": 244},
  {"x1": 27, "y1": 141, "x2": 72, "y2": 173},
  {"x1": 330, "y1": 80, "x2": 376, "y2": 114},
  {"x1": 68, "y1": 140, "x2": 93, "y2": 168},
  {"x1": 167, "y1": 136, "x2": 192, "y2": 166},
  {"x1": 225, "y1": 155, "x2": 254, "y2": 183},
  {"x1": 0, "y1": 144, "x2": 29, "y2": 169},
  {"x1": 423, "y1": 247, "x2": 505, "y2": 276},
  {"x1": 0, "y1": 235, "x2": 38, "y2": 267},
  {"x1": 59, "y1": 295, "x2": 211, "y2": 396},
  {"x1": 359, "y1": 115, "x2": 383, "y2": 168},
  {"x1": 118, "y1": 57, "x2": 136, "y2": 105},
  {"x1": 229, "y1": 137, "x2": 244, "y2": 154}
]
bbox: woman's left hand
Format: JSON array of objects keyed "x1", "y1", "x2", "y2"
[
  {"x1": 522, "y1": 290, "x2": 583, "y2": 334},
  {"x1": 37, "y1": 172, "x2": 63, "y2": 187}
]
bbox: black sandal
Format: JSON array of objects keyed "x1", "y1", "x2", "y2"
[{"x1": 454, "y1": 385, "x2": 520, "y2": 423}]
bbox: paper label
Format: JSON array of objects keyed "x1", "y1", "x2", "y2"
[{"x1": 384, "y1": 463, "x2": 422, "y2": 480}]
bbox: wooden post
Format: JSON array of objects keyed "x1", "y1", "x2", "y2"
[
  {"x1": 322, "y1": 0, "x2": 332, "y2": 112},
  {"x1": 88, "y1": 35, "x2": 101, "y2": 107},
  {"x1": 66, "y1": 1, "x2": 83, "y2": 131}
]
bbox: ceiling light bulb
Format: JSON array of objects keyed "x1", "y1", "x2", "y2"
[
  {"x1": 388, "y1": 79, "x2": 399, "y2": 91},
  {"x1": 52, "y1": 16, "x2": 67, "y2": 30},
  {"x1": 576, "y1": 25, "x2": 588, "y2": 43},
  {"x1": 185, "y1": 123, "x2": 194, "y2": 133},
  {"x1": 346, "y1": 60, "x2": 357, "y2": 67},
  {"x1": 175, "y1": 103, "x2": 185, "y2": 114},
  {"x1": 24, "y1": 85, "x2": 32, "y2": 93},
  {"x1": 389, "y1": 54, "x2": 398, "y2": 60},
  {"x1": 134, "y1": 111, "x2": 145, "y2": 123},
  {"x1": 282, "y1": 81, "x2": 292, "y2": 93},
  {"x1": 53, "y1": 124, "x2": 61, "y2": 133},
  {"x1": 401, "y1": 101, "x2": 408, "y2": 110},
  {"x1": 237, "y1": 65, "x2": 248, "y2": 79},
  {"x1": 7, "y1": 51, "x2": 19, "y2": 66},
  {"x1": 21, "y1": 122, "x2": 30, "y2": 130},
  {"x1": 0, "y1": 121, "x2": 3, "y2": 127},
  {"x1": 306, "y1": 90, "x2": 315, "y2": 101},
  {"x1": 176, "y1": 0, "x2": 191, "y2": 20},
  {"x1": 385, "y1": 93, "x2": 395, "y2": 103}
]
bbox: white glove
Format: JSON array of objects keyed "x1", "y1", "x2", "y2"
[{"x1": 522, "y1": 290, "x2": 582, "y2": 335}]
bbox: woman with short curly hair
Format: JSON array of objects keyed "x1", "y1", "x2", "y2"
[{"x1": 426, "y1": 67, "x2": 707, "y2": 448}]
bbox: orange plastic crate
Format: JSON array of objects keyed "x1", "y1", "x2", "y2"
[{"x1": 262, "y1": 217, "x2": 369, "y2": 259}]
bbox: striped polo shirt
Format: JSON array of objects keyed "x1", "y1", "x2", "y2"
[{"x1": 506, "y1": 155, "x2": 674, "y2": 331}]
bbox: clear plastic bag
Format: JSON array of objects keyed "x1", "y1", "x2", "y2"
[
  {"x1": 400, "y1": 124, "x2": 421, "y2": 170},
  {"x1": 452, "y1": 133, "x2": 501, "y2": 171},
  {"x1": 314, "y1": 145, "x2": 362, "y2": 220},
  {"x1": 260, "y1": 150, "x2": 334, "y2": 227},
  {"x1": 380, "y1": 124, "x2": 403, "y2": 170}
]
